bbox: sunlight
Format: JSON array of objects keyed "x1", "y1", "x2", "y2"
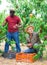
[{"x1": 0, "y1": 0, "x2": 12, "y2": 13}]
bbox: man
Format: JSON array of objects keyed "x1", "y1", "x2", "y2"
[
  {"x1": 2, "y1": 9, "x2": 21, "y2": 57},
  {"x1": 24, "y1": 26, "x2": 41, "y2": 53}
]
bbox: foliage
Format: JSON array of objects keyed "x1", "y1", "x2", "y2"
[
  {"x1": 33, "y1": 40, "x2": 47, "y2": 60},
  {"x1": 0, "y1": 0, "x2": 2, "y2": 4},
  {"x1": 0, "y1": 0, "x2": 47, "y2": 59},
  {"x1": 7, "y1": 0, "x2": 47, "y2": 41}
]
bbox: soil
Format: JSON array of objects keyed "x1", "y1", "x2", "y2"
[{"x1": 0, "y1": 41, "x2": 47, "y2": 65}]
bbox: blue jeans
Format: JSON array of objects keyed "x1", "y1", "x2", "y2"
[
  {"x1": 23, "y1": 48, "x2": 37, "y2": 53},
  {"x1": 4, "y1": 31, "x2": 21, "y2": 53}
]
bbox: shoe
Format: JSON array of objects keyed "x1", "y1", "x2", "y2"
[
  {"x1": 7, "y1": 51, "x2": 16, "y2": 59},
  {"x1": 2, "y1": 52, "x2": 9, "y2": 58},
  {"x1": 2, "y1": 51, "x2": 16, "y2": 59}
]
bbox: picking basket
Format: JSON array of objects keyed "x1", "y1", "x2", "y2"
[{"x1": 16, "y1": 52, "x2": 36, "y2": 63}]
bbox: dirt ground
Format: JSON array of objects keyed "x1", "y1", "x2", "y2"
[{"x1": 0, "y1": 41, "x2": 47, "y2": 65}]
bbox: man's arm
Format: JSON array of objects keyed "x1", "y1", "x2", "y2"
[
  {"x1": 13, "y1": 18, "x2": 22, "y2": 28},
  {"x1": 17, "y1": 21, "x2": 22, "y2": 28},
  {"x1": 2, "y1": 20, "x2": 7, "y2": 26},
  {"x1": 0, "y1": 20, "x2": 7, "y2": 33}
]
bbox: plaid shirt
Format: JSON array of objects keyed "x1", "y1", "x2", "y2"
[{"x1": 26, "y1": 32, "x2": 41, "y2": 45}]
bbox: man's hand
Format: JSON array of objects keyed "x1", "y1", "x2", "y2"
[
  {"x1": 13, "y1": 24, "x2": 18, "y2": 29},
  {"x1": 13, "y1": 24, "x2": 22, "y2": 29}
]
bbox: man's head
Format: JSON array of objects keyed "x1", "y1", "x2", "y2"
[
  {"x1": 10, "y1": 9, "x2": 15, "y2": 17},
  {"x1": 26, "y1": 26, "x2": 34, "y2": 34}
]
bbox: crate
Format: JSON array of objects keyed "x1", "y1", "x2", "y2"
[{"x1": 16, "y1": 53, "x2": 36, "y2": 63}]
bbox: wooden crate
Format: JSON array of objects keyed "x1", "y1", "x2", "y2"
[{"x1": 16, "y1": 53, "x2": 36, "y2": 63}]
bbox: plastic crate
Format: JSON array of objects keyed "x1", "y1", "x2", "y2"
[{"x1": 16, "y1": 53, "x2": 36, "y2": 63}]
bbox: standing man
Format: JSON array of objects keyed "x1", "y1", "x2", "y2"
[{"x1": 2, "y1": 9, "x2": 21, "y2": 57}]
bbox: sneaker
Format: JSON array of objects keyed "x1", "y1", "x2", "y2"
[
  {"x1": 7, "y1": 51, "x2": 16, "y2": 59},
  {"x1": 2, "y1": 52, "x2": 9, "y2": 58}
]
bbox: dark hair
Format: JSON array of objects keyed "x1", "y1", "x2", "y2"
[{"x1": 10, "y1": 10, "x2": 15, "y2": 13}]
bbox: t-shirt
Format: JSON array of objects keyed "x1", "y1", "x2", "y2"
[{"x1": 5, "y1": 15, "x2": 21, "y2": 32}]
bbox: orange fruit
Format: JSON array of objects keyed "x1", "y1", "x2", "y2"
[{"x1": 29, "y1": 13, "x2": 33, "y2": 17}]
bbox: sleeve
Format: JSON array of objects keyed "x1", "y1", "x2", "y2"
[
  {"x1": 17, "y1": 17, "x2": 21, "y2": 24},
  {"x1": 5, "y1": 17, "x2": 8, "y2": 22}
]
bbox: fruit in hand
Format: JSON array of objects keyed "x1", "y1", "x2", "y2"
[{"x1": 33, "y1": 43, "x2": 39, "y2": 49}]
